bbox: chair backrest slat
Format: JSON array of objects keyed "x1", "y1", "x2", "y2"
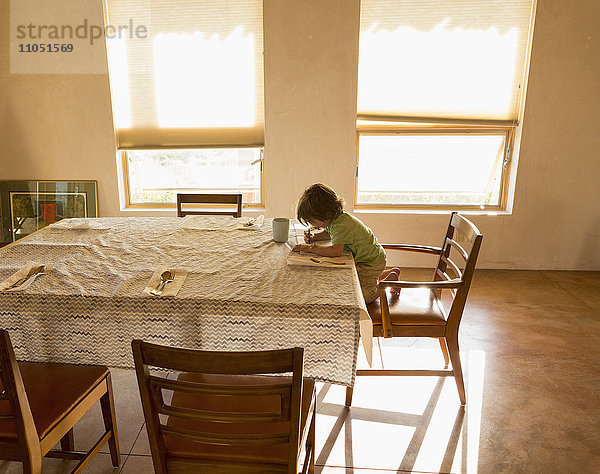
[
  {"x1": 445, "y1": 238, "x2": 469, "y2": 264},
  {"x1": 150, "y1": 375, "x2": 291, "y2": 423},
  {"x1": 140, "y1": 344, "x2": 295, "y2": 374},
  {"x1": 450, "y1": 213, "x2": 480, "y2": 242},
  {"x1": 160, "y1": 425, "x2": 290, "y2": 446},
  {"x1": 435, "y1": 268, "x2": 451, "y2": 281},
  {"x1": 177, "y1": 193, "x2": 242, "y2": 218},
  {"x1": 156, "y1": 403, "x2": 288, "y2": 424},
  {"x1": 150, "y1": 375, "x2": 292, "y2": 397},
  {"x1": 440, "y1": 254, "x2": 463, "y2": 280}
]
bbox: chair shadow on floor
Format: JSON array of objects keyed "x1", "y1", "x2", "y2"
[{"x1": 315, "y1": 378, "x2": 466, "y2": 473}]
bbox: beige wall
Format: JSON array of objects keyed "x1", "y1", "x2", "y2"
[{"x1": 1, "y1": 0, "x2": 599, "y2": 269}]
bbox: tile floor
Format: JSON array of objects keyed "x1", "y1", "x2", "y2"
[{"x1": 0, "y1": 269, "x2": 598, "y2": 473}]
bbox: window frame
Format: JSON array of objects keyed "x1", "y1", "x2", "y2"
[
  {"x1": 354, "y1": 125, "x2": 516, "y2": 212},
  {"x1": 119, "y1": 148, "x2": 265, "y2": 210}
]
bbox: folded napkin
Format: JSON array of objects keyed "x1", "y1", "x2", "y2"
[
  {"x1": 287, "y1": 253, "x2": 352, "y2": 269},
  {"x1": 238, "y1": 215, "x2": 265, "y2": 230},
  {"x1": 0, "y1": 261, "x2": 52, "y2": 292},
  {"x1": 143, "y1": 266, "x2": 188, "y2": 297}
]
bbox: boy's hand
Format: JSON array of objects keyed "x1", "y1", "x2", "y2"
[
  {"x1": 303, "y1": 231, "x2": 313, "y2": 243},
  {"x1": 293, "y1": 244, "x2": 313, "y2": 253}
]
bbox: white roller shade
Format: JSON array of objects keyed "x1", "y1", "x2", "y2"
[
  {"x1": 358, "y1": 0, "x2": 535, "y2": 123},
  {"x1": 105, "y1": 0, "x2": 264, "y2": 149}
]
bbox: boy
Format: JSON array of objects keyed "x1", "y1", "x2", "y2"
[{"x1": 293, "y1": 183, "x2": 399, "y2": 303}]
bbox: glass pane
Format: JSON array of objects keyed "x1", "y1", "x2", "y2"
[
  {"x1": 126, "y1": 148, "x2": 262, "y2": 205},
  {"x1": 357, "y1": 133, "x2": 506, "y2": 207},
  {"x1": 0, "y1": 181, "x2": 97, "y2": 242}
]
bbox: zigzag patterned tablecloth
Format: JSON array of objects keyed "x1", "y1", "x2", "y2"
[{"x1": 0, "y1": 217, "x2": 368, "y2": 386}]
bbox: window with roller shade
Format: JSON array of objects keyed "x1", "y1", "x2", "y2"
[
  {"x1": 104, "y1": 0, "x2": 264, "y2": 207},
  {"x1": 355, "y1": 0, "x2": 536, "y2": 210}
]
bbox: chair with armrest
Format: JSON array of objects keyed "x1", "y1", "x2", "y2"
[
  {"x1": 132, "y1": 341, "x2": 316, "y2": 474},
  {"x1": 0, "y1": 329, "x2": 120, "y2": 473},
  {"x1": 176, "y1": 193, "x2": 243, "y2": 218},
  {"x1": 346, "y1": 212, "x2": 482, "y2": 407}
]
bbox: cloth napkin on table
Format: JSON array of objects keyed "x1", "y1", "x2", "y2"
[
  {"x1": 238, "y1": 215, "x2": 265, "y2": 230},
  {"x1": 0, "y1": 261, "x2": 52, "y2": 292},
  {"x1": 143, "y1": 266, "x2": 188, "y2": 297}
]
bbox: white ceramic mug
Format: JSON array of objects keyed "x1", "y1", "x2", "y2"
[{"x1": 272, "y1": 218, "x2": 290, "y2": 243}]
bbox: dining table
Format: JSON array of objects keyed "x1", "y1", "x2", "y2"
[{"x1": 0, "y1": 216, "x2": 372, "y2": 386}]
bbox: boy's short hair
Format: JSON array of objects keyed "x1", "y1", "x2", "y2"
[{"x1": 296, "y1": 183, "x2": 344, "y2": 226}]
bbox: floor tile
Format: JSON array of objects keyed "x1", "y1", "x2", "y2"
[
  {"x1": 119, "y1": 454, "x2": 155, "y2": 473},
  {"x1": 130, "y1": 425, "x2": 151, "y2": 455},
  {"x1": 540, "y1": 270, "x2": 600, "y2": 309},
  {"x1": 469, "y1": 270, "x2": 587, "y2": 307},
  {"x1": 0, "y1": 453, "x2": 121, "y2": 474},
  {"x1": 71, "y1": 368, "x2": 145, "y2": 456}
]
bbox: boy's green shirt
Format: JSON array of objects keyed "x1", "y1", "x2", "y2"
[{"x1": 326, "y1": 211, "x2": 385, "y2": 266}]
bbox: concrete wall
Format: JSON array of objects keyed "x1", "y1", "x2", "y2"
[{"x1": 1, "y1": 0, "x2": 599, "y2": 269}]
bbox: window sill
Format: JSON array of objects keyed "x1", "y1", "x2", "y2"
[
  {"x1": 353, "y1": 208, "x2": 512, "y2": 216},
  {"x1": 119, "y1": 205, "x2": 265, "y2": 213}
]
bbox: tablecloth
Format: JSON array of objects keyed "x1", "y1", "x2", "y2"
[{"x1": 0, "y1": 216, "x2": 371, "y2": 385}]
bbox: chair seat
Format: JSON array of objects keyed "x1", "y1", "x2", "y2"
[
  {"x1": 164, "y1": 373, "x2": 315, "y2": 465},
  {"x1": 0, "y1": 362, "x2": 109, "y2": 440},
  {"x1": 368, "y1": 288, "x2": 447, "y2": 326}
]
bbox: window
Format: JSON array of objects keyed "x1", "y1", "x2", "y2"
[
  {"x1": 123, "y1": 148, "x2": 262, "y2": 206},
  {"x1": 356, "y1": 0, "x2": 535, "y2": 210},
  {"x1": 357, "y1": 131, "x2": 509, "y2": 208},
  {"x1": 105, "y1": 0, "x2": 264, "y2": 207}
]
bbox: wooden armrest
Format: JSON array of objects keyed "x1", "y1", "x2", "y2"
[
  {"x1": 378, "y1": 279, "x2": 464, "y2": 290},
  {"x1": 381, "y1": 244, "x2": 442, "y2": 255}
]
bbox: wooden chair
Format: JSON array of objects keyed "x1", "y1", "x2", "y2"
[
  {"x1": 0, "y1": 330, "x2": 120, "y2": 473},
  {"x1": 132, "y1": 341, "x2": 316, "y2": 473},
  {"x1": 176, "y1": 193, "x2": 242, "y2": 218},
  {"x1": 346, "y1": 212, "x2": 482, "y2": 407}
]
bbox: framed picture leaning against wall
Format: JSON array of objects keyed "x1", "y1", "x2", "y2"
[{"x1": 0, "y1": 180, "x2": 98, "y2": 243}]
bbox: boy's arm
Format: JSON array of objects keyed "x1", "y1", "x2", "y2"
[
  {"x1": 312, "y1": 229, "x2": 330, "y2": 241},
  {"x1": 304, "y1": 228, "x2": 330, "y2": 243},
  {"x1": 293, "y1": 243, "x2": 344, "y2": 257}
]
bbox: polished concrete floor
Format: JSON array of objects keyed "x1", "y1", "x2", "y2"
[{"x1": 0, "y1": 269, "x2": 598, "y2": 473}]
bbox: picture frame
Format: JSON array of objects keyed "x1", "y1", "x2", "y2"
[{"x1": 0, "y1": 180, "x2": 98, "y2": 243}]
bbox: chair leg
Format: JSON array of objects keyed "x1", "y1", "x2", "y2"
[
  {"x1": 446, "y1": 334, "x2": 466, "y2": 405},
  {"x1": 438, "y1": 338, "x2": 450, "y2": 368},
  {"x1": 99, "y1": 374, "x2": 121, "y2": 467},
  {"x1": 345, "y1": 386, "x2": 354, "y2": 407},
  {"x1": 308, "y1": 410, "x2": 316, "y2": 474},
  {"x1": 22, "y1": 455, "x2": 42, "y2": 474},
  {"x1": 60, "y1": 428, "x2": 74, "y2": 451}
]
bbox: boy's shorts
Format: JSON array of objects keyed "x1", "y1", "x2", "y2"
[{"x1": 356, "y1": 257, "x2": 387, "y2": 303}]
